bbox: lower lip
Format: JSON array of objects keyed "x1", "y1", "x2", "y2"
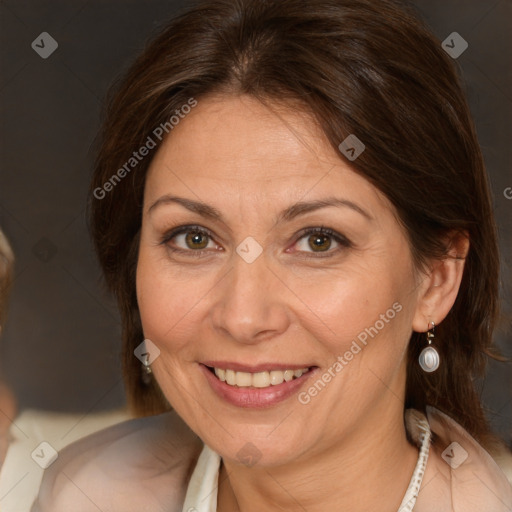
[{"x1": 200, "y1": 364, "x2": 317, "y2": 408}]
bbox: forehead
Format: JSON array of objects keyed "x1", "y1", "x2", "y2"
[{"x1": 144, "y1": 94, "x2": 387, "y2": 213}]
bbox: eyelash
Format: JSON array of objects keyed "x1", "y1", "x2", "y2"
[{"x1": 160, "y1": 224, "x2": 351, "y2": 259}]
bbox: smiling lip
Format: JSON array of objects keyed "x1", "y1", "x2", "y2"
[
  {"x1": 199, "y1": 362, "x2": 318, "y2": 408},
  {"x1": 201, "y1": 360, "x2": 313, "y2": 373}
]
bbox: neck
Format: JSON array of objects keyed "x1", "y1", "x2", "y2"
[{"x1": 217, "y1": 400, "x2": 419, "y2": 512}]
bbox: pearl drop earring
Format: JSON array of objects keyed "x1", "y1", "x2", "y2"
[{"x1": 418, "y1": 321, "x2": 440, "y2": 372}]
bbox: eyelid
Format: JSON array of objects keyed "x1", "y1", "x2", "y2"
[{"x1": 160, "y1": 224, "x2": 214, "y2": 243}]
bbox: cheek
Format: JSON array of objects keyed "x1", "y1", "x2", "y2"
[
  {"x1": 288, "y1": 261, "x2": 416, "y2": 406},
  {"x1": 290, "y1": 262, "x2": 409, "y2": 348},
  {"x1": 294, "y1": 273, "x2": 414, "y2": 413},
  {"x1": 135, "y1": 247, "x2": 209, "y2": 351}
]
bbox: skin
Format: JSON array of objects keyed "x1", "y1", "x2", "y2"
[{"x1": 136, "y1": 94, "x2": 468, "y2": 512}]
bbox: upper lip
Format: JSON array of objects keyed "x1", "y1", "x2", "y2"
[{"x1": 201, "y1": 361, "x2": 315, "y2": 373}]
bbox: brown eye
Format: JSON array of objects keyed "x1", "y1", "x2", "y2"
[
  {"x1": 162, "y1": 226, "x2": 217, "y2": 253},
  {"x1": 185, "y1": 231, "x2": 209, "y2": 250},
  {"x1": 293, "y1": 227, "x2": 351, "y2": 257},
  {"x1": 308, "y1": 234, "x2": 332, "y2": 252}
]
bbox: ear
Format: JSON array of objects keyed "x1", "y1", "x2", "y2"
[{"x1": 412, "y1": 231, "x2": 469, "y2": 332}]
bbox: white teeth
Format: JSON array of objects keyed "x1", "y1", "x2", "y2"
[
  {"x1": 225, "y1": 369, "x2": 236, "y2": 386},
  {"x1": 235, "y1": 371, "x2": 252, "y2": 387},
  {"x1": 283, "y1": 370, "x2": 294, "y2": 382},
  {"x1": 269, "y1": 370, "x2": 284, "y2": 385},
  {"x1": 253, "y1": 371, "x2": 270, "y2": 388},
  {"x1": 213, "y1": 367, "x2": 309, "y2": 388}
]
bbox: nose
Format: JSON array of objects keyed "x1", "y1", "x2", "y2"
[{"x1": 210, "y1": 252, "x2": 291, "y2": 345}]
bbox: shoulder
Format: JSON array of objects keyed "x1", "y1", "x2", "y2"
[
  {"x1": 411, "y1": 407, "x2": 512, "y2": 512},
  {"x1": 31, "y1": 410, "x2": 203, "y2": 512}
]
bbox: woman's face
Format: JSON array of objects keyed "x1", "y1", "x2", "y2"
[{"x1": 137, "y1": 95, "x2": 424, "y2": 466}]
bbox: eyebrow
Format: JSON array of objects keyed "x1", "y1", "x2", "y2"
[{"x1": 148, "y1": 195, "x2": 372, "y2": 223}]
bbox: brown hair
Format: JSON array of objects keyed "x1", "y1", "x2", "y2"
[{"x1": 89, "y1": 0, "x2": 502, "y2": 443}]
